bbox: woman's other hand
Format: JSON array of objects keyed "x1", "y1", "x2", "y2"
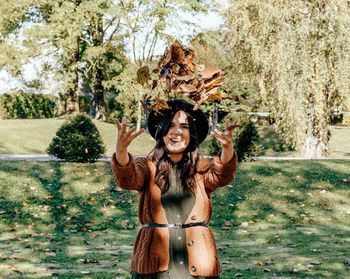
[
  {"x1": 210, "y1": 119, "x2": 239, "y2": 164},
  {"x1": 115, "y1": 117, "x2": 144, "y2": 166}
]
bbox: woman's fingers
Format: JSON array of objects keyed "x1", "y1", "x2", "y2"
[
  {"x1": 114, "y1": 118, "x2": 122, "y2": 130},
  {"x1": 121, "y1": 116, "x2": 127, "y2": 132},
  {"x1": 131, "y1": 128, "x2": 144, "y2": 140},
  {"x1": 126, "y1": 126, "x2": 136, "y2": 136},
  {"x1": 211, "y1": 130, "x2": 225, "y2": 142}
]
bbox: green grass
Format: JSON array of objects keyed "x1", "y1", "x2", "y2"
[
  {"x1": 1, "y1": 160, "x2": 350, "y2": 278},
  {"x1": 257, "y1": 126, "x2": 350, "y2": 157},
  {"x1": 0, "y1": 118, "x2": 155, "y2": 156},
  {"x1": 1, "y1": 118, "x2": 349, "y2": 157}
]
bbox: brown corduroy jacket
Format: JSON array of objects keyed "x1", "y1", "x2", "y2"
[{"x1": 111, "y1": 151, "x2": 238, "y2": 277}]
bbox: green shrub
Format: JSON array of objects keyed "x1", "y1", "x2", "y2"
[
  {"x1": 47, "y1": 114, "x2": 105, "y2": 162},
  {"x1": 0, "y1": 93, "x2": 58, "y2": 119},
  {"x1": 208, "y1": 113, "x2": 264, "y2": 161}
]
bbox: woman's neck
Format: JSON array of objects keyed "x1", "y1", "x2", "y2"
[{"x1": 167, "y1": 152, "x2": 183, "y2": 163}]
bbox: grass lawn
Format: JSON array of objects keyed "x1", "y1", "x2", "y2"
[
  {"x1": 1, "y1": 160, "x2": 350, "y2": 278},
  {"x1": 1, "y1": 118, "x2": 349, "y2": 157},
  {"x1": 0, "y1": 118, "x2": 155, "y2": 156}
]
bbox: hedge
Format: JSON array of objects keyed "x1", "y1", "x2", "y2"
[{"x1": 0, "y1": 93, "x2": 58, "y2": 119}]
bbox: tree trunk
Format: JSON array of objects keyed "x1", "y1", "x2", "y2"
[
  {"x1": 92, "y1": 15, "x2": 106, "y2": 120},
  {"x1": 66, "y1": 69, "x2": 80, "y2": 115},
  {"x1": 342, "y1": 95, "x2": 350, "y2": 126},
  {"x1": 136, "y1": 100, "x2": 142, "y2": 132},
  {"x1": 93, "y1": 68, "x2": 106, "y2": 120},
  {"x1": 65, "y1": 37, "x2": 81, "y2": 115},
  {"x1": 66, "y1": 88, "x2": 80, "y2": 115},
  {"x1": 302, "y1": 126, "x2": 330, "y2": 158}
]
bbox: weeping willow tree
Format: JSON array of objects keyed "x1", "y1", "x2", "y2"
[{"x1": 223, "y1": 0, "x2": 349, "y2": 157}]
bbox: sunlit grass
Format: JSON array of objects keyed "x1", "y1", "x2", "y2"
[
  {"x1": 0, "y1": 160, "x2": 349, "y2": 278},
  {"x1": 1, "y1": 118, "x2": 350, "y2": 157},
  {"x1": 0, "y1": 118, "x2": 156, "y2": 156}
]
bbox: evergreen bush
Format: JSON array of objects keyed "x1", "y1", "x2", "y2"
[
  {"x1": 0, "y1": 93, "x2": 58, "y2": 119},
  {"x1": 47, "y1": 114, "x2": 105, "y2": 162},
  {"x1": 208, "y1": 113, "x2": 264, "y2": 161}
]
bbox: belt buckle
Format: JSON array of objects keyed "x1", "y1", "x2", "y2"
[{"x1": 174, "y1": 223, "x2": 182, "y2": 229}]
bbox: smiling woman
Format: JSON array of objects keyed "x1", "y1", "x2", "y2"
[
  {"x1": 162, "y1": 111, "x2": 191, "y2": 160},
  {"x1": 111, "y1": 99, "x2": 239, "y2": 278}
]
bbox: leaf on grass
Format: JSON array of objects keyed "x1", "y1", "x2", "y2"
[
  {"x1": 10, "y1": 266, "x2": 24, "y2": 274},
  {"x1": 78, "y1": 259, "x2": 99, "y2": 264}
]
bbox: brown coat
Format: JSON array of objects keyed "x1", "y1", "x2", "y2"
[{"x1": 111, "y1": 152, "x2": 238, "y2": 277}]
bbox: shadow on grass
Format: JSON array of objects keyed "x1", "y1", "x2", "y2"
[
  {"x1": 0, "y1": 160, "x2": 349, "y2": 278},
  {"x1": 214, "y1": 160, "x2": 350, "y2": 278},
  {"x1": 0, "y1": 161, "x2": 137, "y2": 278}
]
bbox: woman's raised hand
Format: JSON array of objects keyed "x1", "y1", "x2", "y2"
[
  {"x1": 210, "y1": 119, "x2": 239, "y2": 164},
  {"x1": 115, "y1": 117, "x2": 144, "y2": 166}
]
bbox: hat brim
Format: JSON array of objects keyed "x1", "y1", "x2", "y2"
[{"x1": 147, "y1": 99, "x2": 209, "y2": 144}]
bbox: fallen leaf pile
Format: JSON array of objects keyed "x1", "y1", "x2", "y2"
[{"x1": 137, "y1": 40, "x2": 228, "y2": 110}]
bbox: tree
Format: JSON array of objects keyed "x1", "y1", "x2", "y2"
[
  {"x1": 1, "y1": 0, "x2": 126, "y2": 119},
  {"x1": 223, "y1": 0, "x2": 350, "y2": 157},
  {"x1": 189, "y1": 31, "x2": 261, "y2": 127},
  {"x1": 79, "y1": 1, "x2": 126, "y2": 120},
  {"x1": 116, "y1": 0, "x2": 210, "y2": 131},
  {"x1": 0, "y1": 0, "x2": 84, "y2": 114}
]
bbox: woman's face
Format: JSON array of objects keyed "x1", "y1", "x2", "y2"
[{"x1": 163, "y1": 110, "x2": 190, "y2": 154}]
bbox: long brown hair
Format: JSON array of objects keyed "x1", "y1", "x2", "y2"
[{"x1": 151, "y1": 110, "x2": 200, "y2": 193}]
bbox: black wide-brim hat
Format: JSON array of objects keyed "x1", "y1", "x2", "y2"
[{"x1": 147, "y1": 99, "x2": 209, "y2": 144}]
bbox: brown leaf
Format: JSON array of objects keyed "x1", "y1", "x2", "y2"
[
  {"x1": 150, "y1": 99, "x2": 170, "y2": 112},
  {"x1": 174, "y1": 83, "x2": 198, "y2": 94},
  {"x1": 171, "y1": 40, "x2": 185, "y2": 63},
  {"x1": 136, "y1": 66, "x2": 151, "y2": 85},
  {"x1": 11, "y1": 266, "x2": 24, "y2": 274}
]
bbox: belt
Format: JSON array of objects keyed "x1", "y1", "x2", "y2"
[{"x1": 142, "y1": 222, "x2": 208, "y2": 229}]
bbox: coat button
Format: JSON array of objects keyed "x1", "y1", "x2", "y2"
[
  {"x1": 191, "y1": 215, "x2": 196, "y2": 220},
  {"x1": 191, "y1": 266, "x2": 197, "y2": 272},
  {"x1": 188, "y1": 240, "x2": 194, "y2": 246}
]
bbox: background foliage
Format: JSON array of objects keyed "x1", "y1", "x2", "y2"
[
  {"x1": 209, "y1": 113, "x2": 264, "y2": 161},
  {"x1": 222, "y1": 0, "x2": 350, "y2": 157},
  {"x1": 0, "y1": 93, "x2": 58, "y2": 119}
]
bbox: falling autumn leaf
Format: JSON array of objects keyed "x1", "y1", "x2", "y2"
[{"x1": 136, "y1": 66, "x2": 151, "y2": 85}]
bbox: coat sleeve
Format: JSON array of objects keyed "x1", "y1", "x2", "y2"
[
  {"x1": 111, "y1": 152, "x2": 149, "y2": 191},
  {"x1": 197, "y1": 151, "x2": 238, "y2": 193}
]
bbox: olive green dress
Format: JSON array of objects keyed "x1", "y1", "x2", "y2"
[{"x1": 131, "y1": 166, "x2": 219, "y2": 279}]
